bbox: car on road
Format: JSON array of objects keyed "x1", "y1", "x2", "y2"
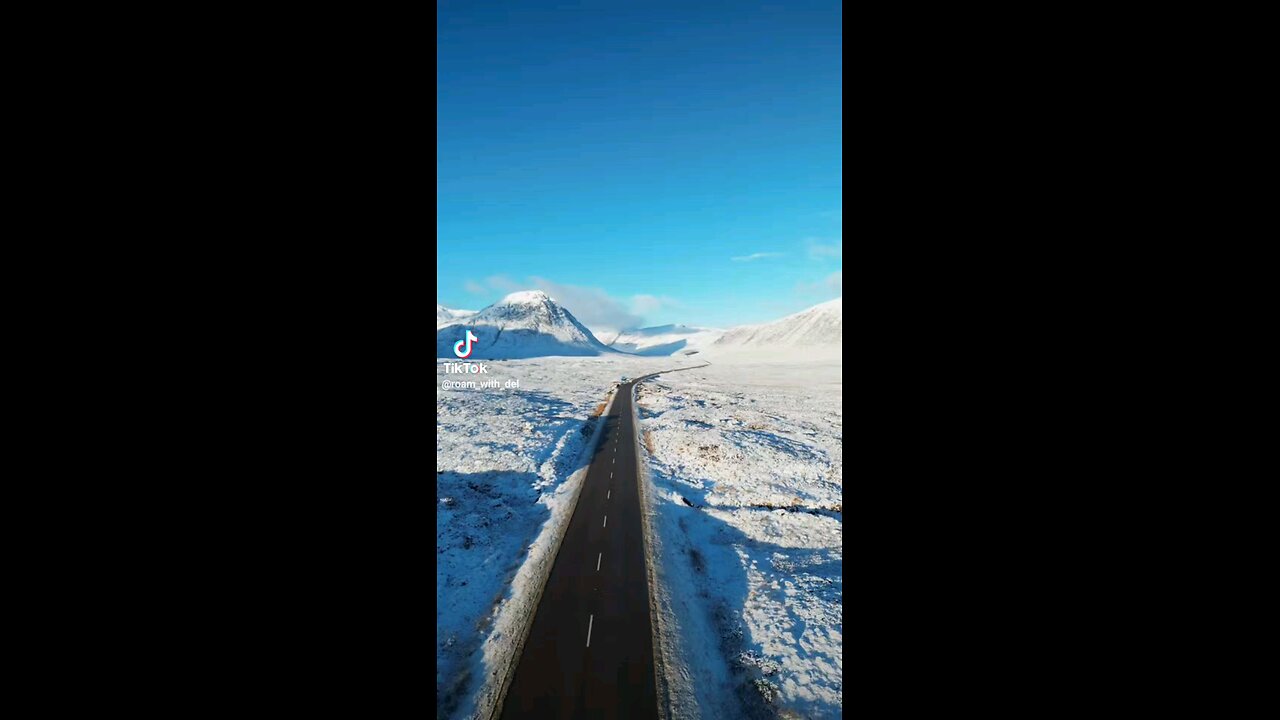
[{"x1": 619, "y1": 376, "x2": 629, "y2": 383}]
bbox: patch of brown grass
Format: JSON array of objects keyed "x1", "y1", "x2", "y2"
[
  {"x1": 590, "y1": 400, "x2": 607, "y2": 417},
  {"x1": 746, "y1": 498, "x2": 843, "y2": 514},
  {"x1": 643, "y1": 430, "x2": 656, "y2": 454}
]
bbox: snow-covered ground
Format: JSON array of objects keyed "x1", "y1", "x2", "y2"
[
  {"x1": 436, "y1": 355, "x2": 700, "y2": 720},
  {"x1": 597, "y1": 324, "x2": 725, "y2": 357},
  {"x1": 637, "y1": 359, "x2": 842, "y2": 719}
]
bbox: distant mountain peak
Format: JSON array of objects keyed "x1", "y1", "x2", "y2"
[
  {"x1": 498, "y1": 290, "x2": 553, "y2": 305},
  {"x1": 437, "y1": 303, "x2": 478, "y2": 328},
  {"x1": 436, "y1": 289, "x2": 616, "y2": 359}
]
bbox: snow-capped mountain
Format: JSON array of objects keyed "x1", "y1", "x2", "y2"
[
  {"x1": 711, "y1": 298, "x2": 842, "y2": 356},
  {"x1": 436, "y1": 291, "x2": 618, "y2": 358},
  {"x1": 600, "y1": 324, "x2": 725, "y2": 357},
  {"x1": 436, "y1": 304, "x2": 477, "y2": 328}
]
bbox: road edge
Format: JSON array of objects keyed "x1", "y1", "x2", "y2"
[
  {"x1": 475, "y1": 384, "x2": 619, "y2": 720},
  {"x1": 630, "y1": 379, "x2": 670, "y2": 720},
  {"x1": 631, "y1": 363, "x2": 709, "y2": 720}
]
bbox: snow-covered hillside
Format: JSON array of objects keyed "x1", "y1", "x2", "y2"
[
  {"x1": 436, "y1": 290, "x2": 621, "y2": 359},
  {"x1": 600, "y1": 324, "x2": 725, "y2": 357},
  {"x1": 437, "y1": 304, "x2": 477, "y2": 328},
  {"x1": 711, "y1": 299, "x2": 842, "y2": 358}
]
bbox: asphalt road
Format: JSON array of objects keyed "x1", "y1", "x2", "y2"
[{"x1": 499, "y1": 378, "x2": 658, "y2": 720}]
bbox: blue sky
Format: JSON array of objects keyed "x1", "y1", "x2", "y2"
[{"x1": 437, "y1": 0, "x2": 841, "y2": 330}]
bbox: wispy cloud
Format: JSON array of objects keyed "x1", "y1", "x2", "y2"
[
  {"x1": 630, "y1": 294, "x2": 680, "y2": 316},
  {"x1": 825, "y1": 270, "x2": 842, "y2": 294},
  {"x1": 797, "y1": 270, "x2": 842, "y2": 297},
  {"x1": 805, "y1": 238, "x2": 842, "y2": 260},
  {"x1": 731, "y1": 252, "x2": 784, "y2": 262},
  {"x1": 526, "y1": 277, "x2": 646, "y2": 331},
  {"x1": 460, "y1": 276, "x2": 680, "y2": 331},
  {"x1": 484, "y1": 274, "x2": 521, "y2": 292}
]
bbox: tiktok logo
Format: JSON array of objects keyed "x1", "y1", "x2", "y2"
[{"x1": 454, "y1": 329, "x2": 479, "y2": 358}]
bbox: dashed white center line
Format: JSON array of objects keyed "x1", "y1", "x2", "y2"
[
  {"x1": 607, "y1": 490, "x2": 610, "y2": 499},
  {"x1": 603, "y1": 515, "x2": 607, "y2": 527},
  {"x1": 597, "y1": 552, "x2": 602, "y2": 571},
  {"x1": 586, "y1": 614, "x2": 594, "y2": 647}
]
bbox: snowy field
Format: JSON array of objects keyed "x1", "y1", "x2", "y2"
[
  {"x1": 637, "y1": 359, "x2": 843, "y2": 719},
  {"x1": 435, "y1": 355, "x2": 699, "y2": 720}
]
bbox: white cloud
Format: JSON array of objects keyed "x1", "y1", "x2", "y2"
[
  {"x1": 526, "y1": 277, "x2": 645, "y2": 331},
  {"x1": 458, "y1": 276, "x2": 679, "y2": 331},
  {"x1": 630, "y1": 294, "x2": 679, "y2": 316},
  {"x1": 732, "y1": 252, "x2": 784, "y2": 262}
]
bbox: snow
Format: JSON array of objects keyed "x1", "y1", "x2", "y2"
[
  {"x1": 496, "y1": 290, "x2": 554, "y2": 304},
  {"x1": 436, "y1": 355, "x2": 703, "y2": 720},
  {"x1": 437, "y1": 303, "x2": 478, "y2": 327},
  {"x1": 636, "y1": 358, "x2": 842, "y2": 719},
  {"x1": 711, "y1": 298, "x2": 842, "y2": 355},
  {"x1": 434, "y1": 290, "x2": 843, "y2": 718},
  {"x1": 601, "y1": 324, "x2": 726, "y2": 357}
]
